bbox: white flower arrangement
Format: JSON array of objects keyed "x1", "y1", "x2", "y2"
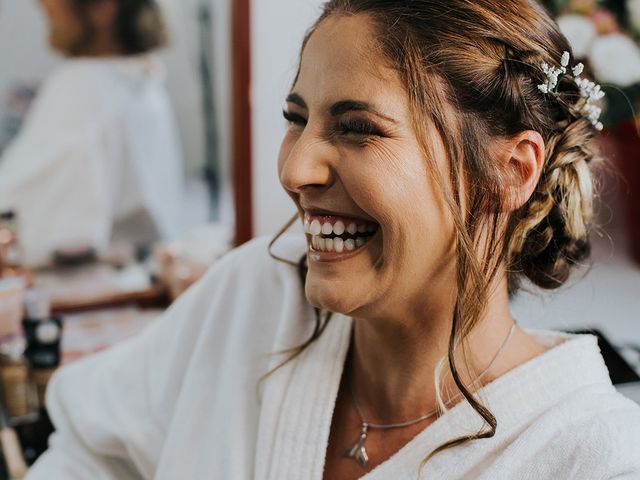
[
  {"x1": 545, "y1": 0, "x2": 640, "y2": 127},
  {"x1": 557, "y1": 14, "x2": 597, "y2": 58},
  {"x1": 590, "y1": 33, "x2": 640, "y2": 87},
  {"x1": 556, "y1": 10, "x2": 640, "y2": 87},
  {"x1": 538, "y1": 51, "x2": 605, "y2": 130}
]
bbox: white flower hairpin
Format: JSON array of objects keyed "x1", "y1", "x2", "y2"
[{"x1": 537, "y1": 51, "x2": 605, "y2": 131}]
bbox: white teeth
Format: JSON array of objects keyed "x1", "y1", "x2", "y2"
[
  {"x1": 311, "y1": 235, "x2": 376, "y2": 253},
  {"x1": 344, "y1": 239, "x2": 355, "y2": 251},
  {"x1": 324, "y1": 238, "x2": 334, "y2": 252},
  {"x1": 310, "y1": 220, "x2": 322, "y2": 236},
  {"x1": 307, "y1": 214, "x2": 379, "y2": 254},
  {"x1": 310, "y1": 234, "x2": 373, "y2": 252}
]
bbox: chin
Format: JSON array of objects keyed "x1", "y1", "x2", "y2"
[{"x1": 304, "y1": 282, "x2": 363, "y2": 316}]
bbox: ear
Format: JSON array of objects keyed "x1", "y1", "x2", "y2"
[
  {"x1": 86, "y1": 0, "x2": 119, "y2": 32},
  {"x1": 500, "y1": 130, "x2": 545, "y2": 212}
]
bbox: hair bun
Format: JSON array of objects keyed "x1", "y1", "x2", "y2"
[{"x1": 508, "y1": 118, "x2": 598, "y2": 291}]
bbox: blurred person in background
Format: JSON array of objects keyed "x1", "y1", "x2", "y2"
[{"x1": 0, "y1": 0, "x2": 184, "y2": 267}]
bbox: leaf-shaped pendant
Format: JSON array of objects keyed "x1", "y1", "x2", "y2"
[{"x1": 345, "y1": 423, "x2": 369, "y2": 467}]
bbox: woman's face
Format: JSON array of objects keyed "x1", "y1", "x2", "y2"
[
  {"x1": 38, "y1": 0, "x2": 87, "y2": 54},
  {"x1": 278, "y1": 14, "x2": 457, "y2": 320}
]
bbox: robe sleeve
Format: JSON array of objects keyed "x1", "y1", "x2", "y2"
[{"x1": 24, "y1": 243, "x2": 245, "y2": 479}]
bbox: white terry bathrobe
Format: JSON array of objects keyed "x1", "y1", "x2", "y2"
[
  {"x1": 25, "y1": 235, "x2": 640, "y2": 479},
  {"x1": 0, "y1": 56, "x2": 184, "y2": 267}
]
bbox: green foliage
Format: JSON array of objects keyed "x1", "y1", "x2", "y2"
[
  {"x1": 601, "y1": 84, "x2": 640, "y2": 127},
  {"x1": 540, "y1": 0, "x2": 569, "y2": 16}
]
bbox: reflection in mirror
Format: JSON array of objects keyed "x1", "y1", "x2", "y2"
[{"x1": 0, "y1": 0, "x2": 233, "y2": 270}]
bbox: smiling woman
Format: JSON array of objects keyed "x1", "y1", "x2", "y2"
[{"x1": 24, "y1": 1, "x2": 640, "y2": 479}]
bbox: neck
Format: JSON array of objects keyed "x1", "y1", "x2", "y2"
[
  {"x1": 74, "y1": 33, "x2": 124, "y2": 57},
  {"x1": 348, "y1": 273, "x2": 530, "y2": 424}
]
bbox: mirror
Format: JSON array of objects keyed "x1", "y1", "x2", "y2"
[{"x1": 0, "y1": 0, "x2": 235, "y2": 268}]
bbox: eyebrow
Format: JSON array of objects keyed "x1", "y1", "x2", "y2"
[{"x1": 285, "y1": 93, "x2": 398, "y2": 124}]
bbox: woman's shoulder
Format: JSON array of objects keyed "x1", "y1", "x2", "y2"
[
  {"x1": 24, "y1": 61, "x2": 112, "y2": 131},
  {"x1": 530, "y1": 387, "x2": 640, "y2": 476},
  {"x1": 184, "y1": 233, "x2": 310, "y2": 331},
  {"x1": 513, "y1": 330, "x2": 640, "y2": 475},
  {"x1": 477, "y1": 330, "x2": 640, "y2": 476},
  {"x1": 46, "y1": 58, "x2": 146, "y2": 89},
  {"x1": 199, "y1": 233, "x2": 306, "y2": 288},
  {"x1": 190, "y1": 233, "x2": 314, "y2": 348},
  {"x1": 35, "y1": 58, "x2": 156, "y2": 122},
  {"x1": 40, "y1": 60, "x2": 109, "y2": 101}
]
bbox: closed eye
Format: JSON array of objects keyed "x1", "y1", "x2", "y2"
[
  {"x1": 337, "y1": 118, "x2": 383, "y2": 137},
  {"x1": 282, "y1": 109, "x2": 307, "y2": 126}
]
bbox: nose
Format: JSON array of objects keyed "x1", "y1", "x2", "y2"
[{"x1": 278, "y1": 128, "x2": 336, "y2": 195}]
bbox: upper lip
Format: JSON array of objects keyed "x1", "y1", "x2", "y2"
[{"x1": 301, "y1": 205, "x2": 378, "y2": 224}]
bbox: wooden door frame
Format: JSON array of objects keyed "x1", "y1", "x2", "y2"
[{"x1": 231, "y1": 0, "x2": 253, "y2": 246}]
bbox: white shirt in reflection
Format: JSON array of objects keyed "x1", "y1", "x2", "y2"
[{"x1": 0, "y1": 55, "x2": 185, "y2": 266}]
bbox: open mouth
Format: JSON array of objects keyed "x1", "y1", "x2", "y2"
[{"x1": 304, "y1": 213, "x2": 379, "y2": 254}]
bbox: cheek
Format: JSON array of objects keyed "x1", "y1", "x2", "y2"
[
  {"x1": 377, "y1": 158, "x2": 453, "y2": 258},
  {"x1": 349, "y1": 144, "x2": 435, "y2": 227}
]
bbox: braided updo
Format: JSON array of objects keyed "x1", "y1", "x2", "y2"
[{"x1": 508, "y1": 118, "x2": 597, "y2": 291}]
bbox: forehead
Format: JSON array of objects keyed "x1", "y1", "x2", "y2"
[{"x1": 294, "y1": 14, "x2": 407, "y2": 112}]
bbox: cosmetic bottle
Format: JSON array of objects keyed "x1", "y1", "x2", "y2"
[
  {"x1": 0, "y1": 211, "x2": 22, "y2": 275},
  {"x1": 22, "y1": 290, "x2": 62, "y2": 408},
  {"x1": 0, "y1": 211, "x2": 32, "y2": 287},
  {"x1": 0, "y1": 339, "x2": 38, "y2": 422}
]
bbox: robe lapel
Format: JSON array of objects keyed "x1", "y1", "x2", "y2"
[{"x1": 255, "y1": 313, "x2": 353, "y2": 480}]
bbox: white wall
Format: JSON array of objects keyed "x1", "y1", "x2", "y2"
[
  {"x1": 251, "y1": 0, "x2": 324, "y2": 236},
  {"x1": 157, "y1": 0, "x2": 206, "y2": 178},
  {"x1": 0, "y1": 2, "x2": 57, "y2": 104}
]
